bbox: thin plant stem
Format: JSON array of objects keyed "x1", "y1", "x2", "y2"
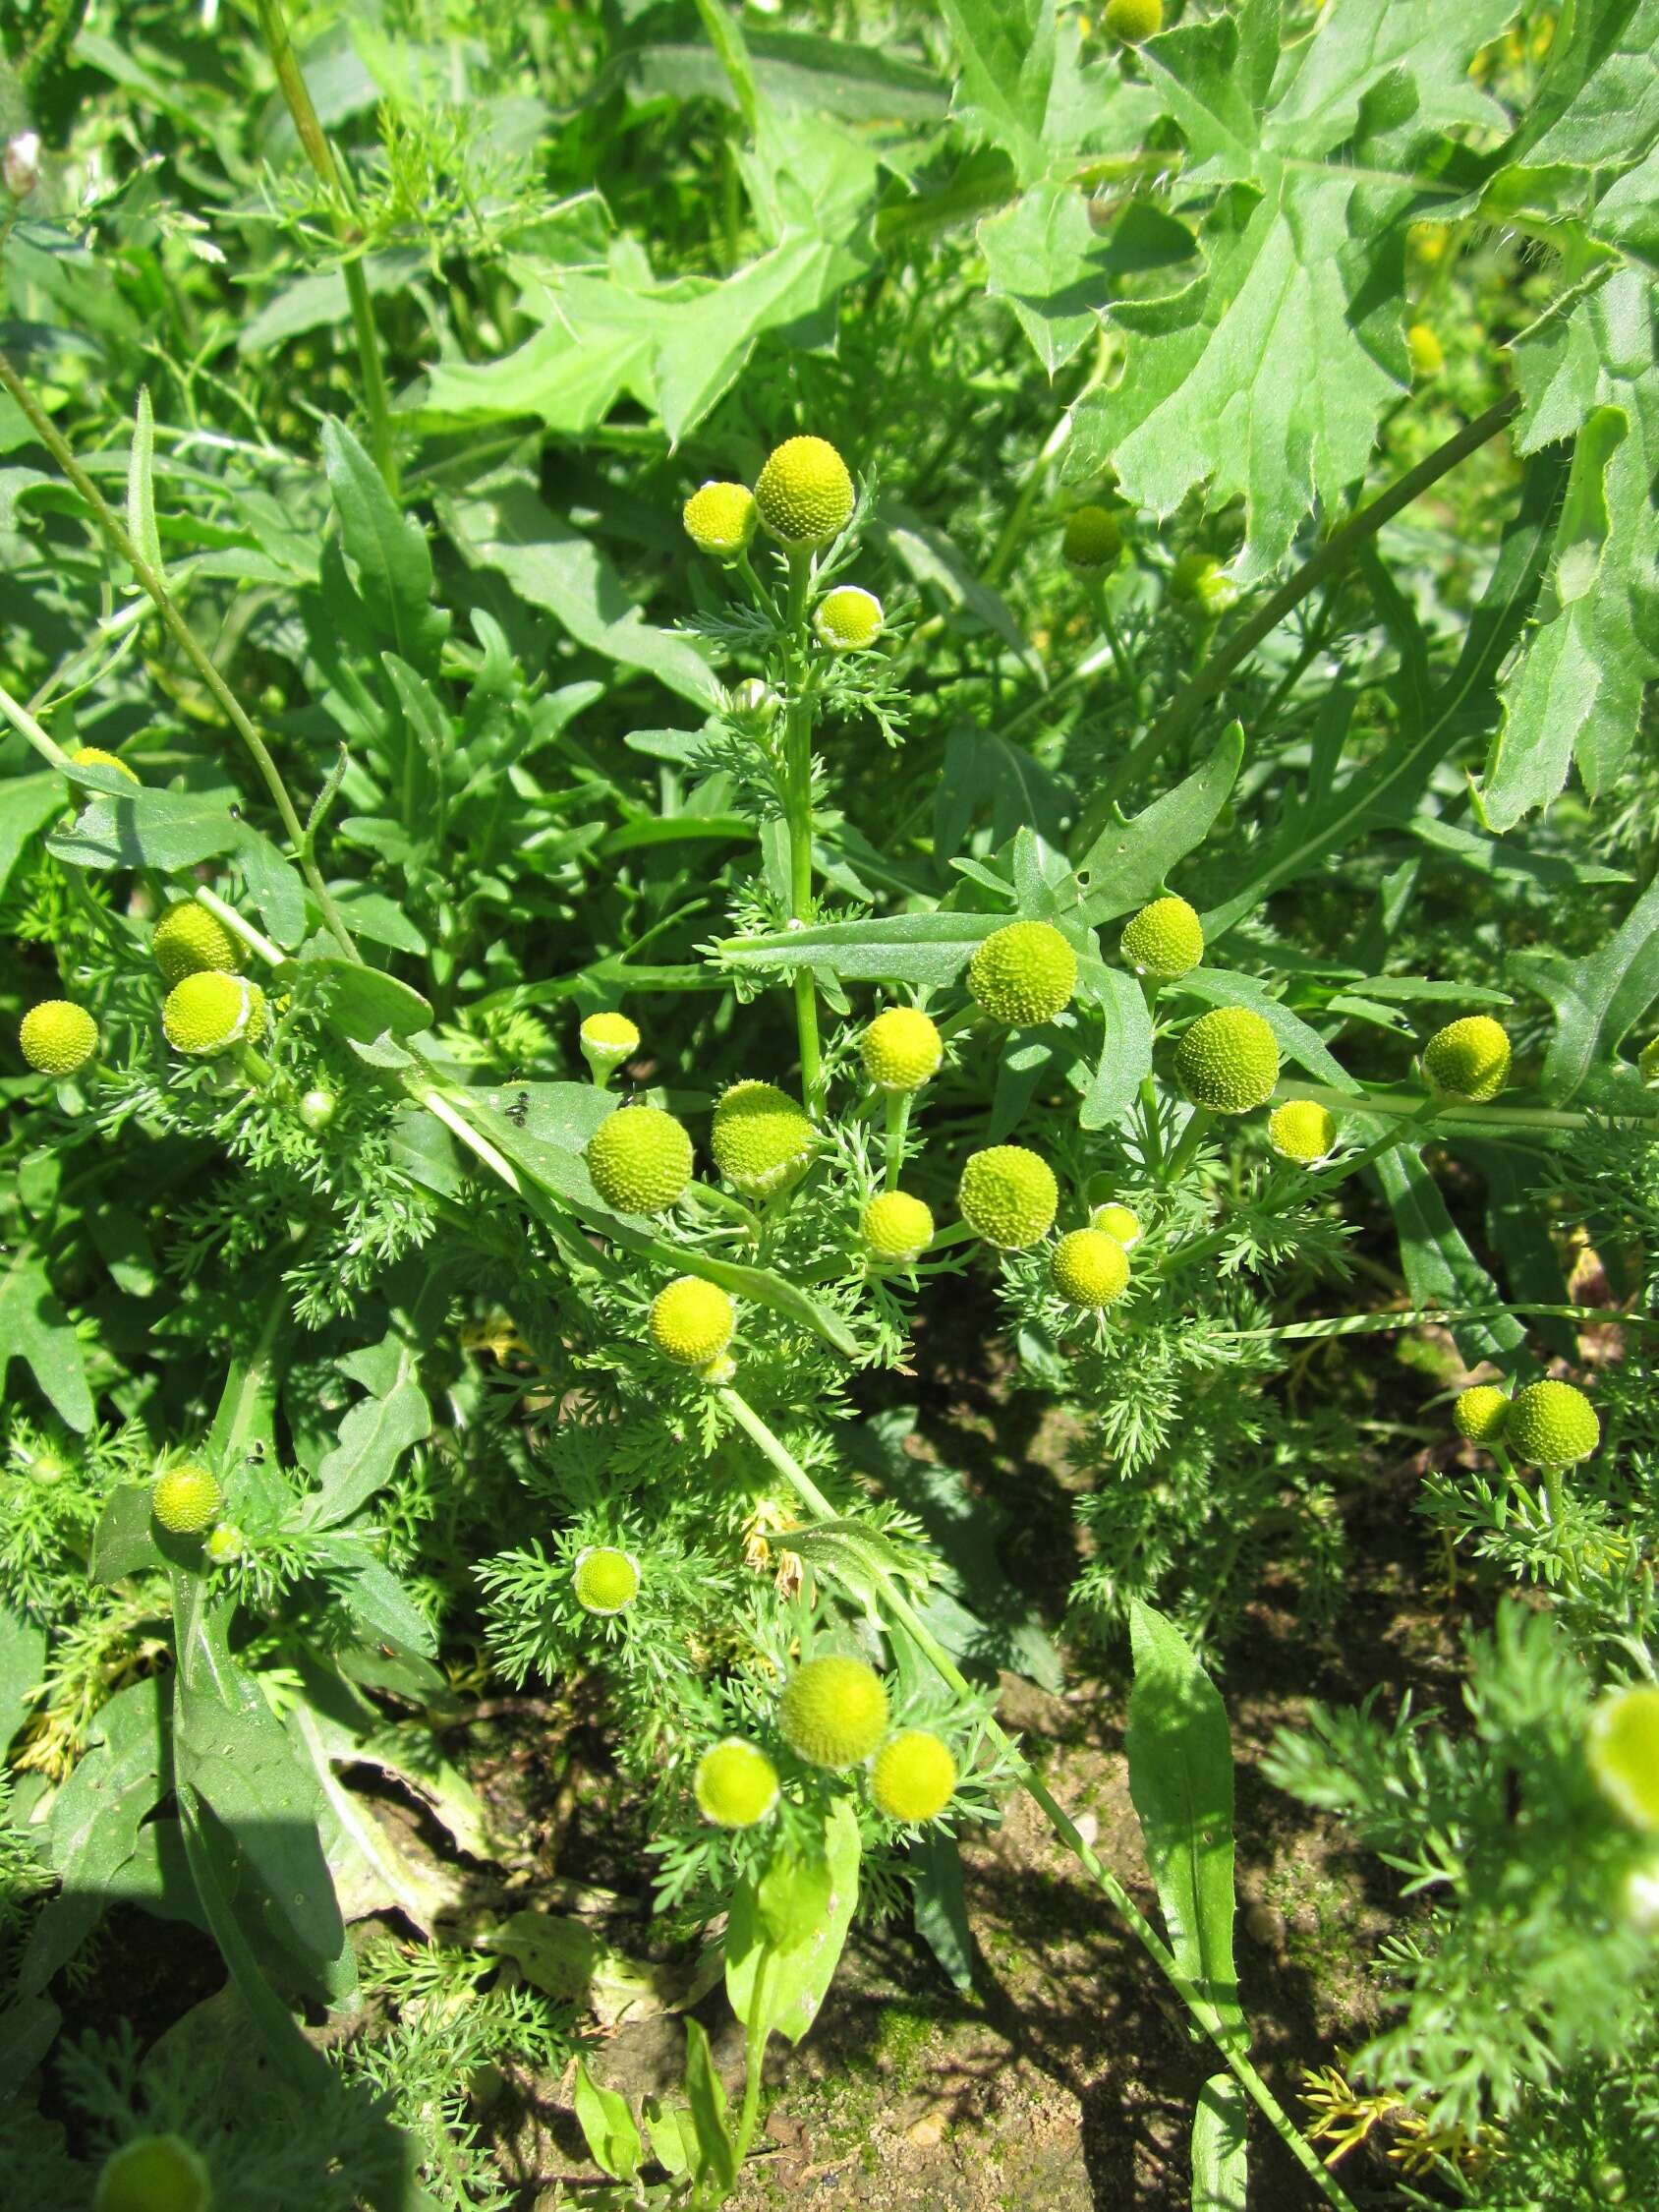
[
  {"x1": 0, "y1": 350, "x2": 363, "y2": 962},
  {"x1": 716, "y1": 1386, "x2": 1360, "y2": 2212},
  {"x1": 0, "y1": 674, "x2": 72, "y2": 769},
  {"x1": 780, "y1": 550, "x2": 823, "y2": 1111},
  {"x1": 1275, "y1": 1079, "x2": 1599, "y2": 1135},
  {"x1": 883, "y1": 1090, "x2": 912, "y2": 1189},
  {"x1": 1162, "y1": 1105, "x2": 1212, "y2": 1185}
]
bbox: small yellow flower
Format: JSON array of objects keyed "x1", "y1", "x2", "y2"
[
  {"x1": 814, "y1": 585, "x2": 884, "y2": 651},
  {"x1": 683, "y1": 481, "x2": 757, "y2": 559},
  {"x1": 871, "y1": 1730, "x2": 958, "y2": 1823},
  {"x1": 862, "y1": 1191, "x2": 935, "y2": 1266},
  {"x1": 19, "y1": 999, "x2": 98, "y2": 1077},
  {"x1": 861, "y1": 1006, "x2": 943, "y2": 1092},
  {"x1": 649, "y1": 1276, "x2": 736, "y2": 1367},
  {"x1": 754, "y1": 436, "x2": 855, "y2": 549},
  {"x1": 1051, "y1": 1228, "x2": 1130, "y2": 1309},
  {"x1": 70, "y1": 745, "x2": 140, "y2": 785}
]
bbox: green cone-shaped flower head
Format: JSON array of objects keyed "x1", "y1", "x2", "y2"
[
  {"x1": 649, "y1": 1276, "x2": 736, "y2": 1367},
  {"x1": 152, "y1": 901, "x2": 244, "y2": 985},
  {"x1": 1268, "y1": 1100, "x2": 1337, "y2": 1164},
  {"x1": 754, "y1": 436, "x2": 855, "y2": 549},
  {"x1": 1051, "y1": 1227, "x2": 1130, "y2": 1309},
  {"x1": 1589, "y1": 1687, "x2": 1659, "y2": 1834},
  {"x1": 1170, "y1": 551, "x2": 1237, "y2": 616},
  {"x1": 1453, "y1": 1384, "x2": 1512, "y2": 1444},
  {"x1": 1173, "y1": 1008, "x2": 1280, "y2": 1114},
  {"x1": 861, "y1": 1006, "x2": 943, "y2": 1093},
  {"x1": 683, "y1": 480, "x2": 757, "y2": 559},
  {"x1": 72, "y1": 744, "x2": 140, "y2": 785},
  {"x1": 814, "y1": 585, "x2": 884, "y2": 651},
  {"x1": 152, "y1": 1464, "x2": 223, "y2": 1537},
  {"x1": 580, "y1": 1011, "x2": 640, "y2": 1077},
  {"x1": 779, "y1": 1655, "x2": 889, "y2": 1770},
  {"x1": 1090, "y1": 1201, "x2": 1141, "y2": 1248},
  {"x1": 1103, "y1": 0, "x2": 1164, "y2": 40},
  {"x1": 95, "y1": 2134, "x2": 212, "y2": 2212},
  {"x1": 19, "y1": 999, "x2": 98, "y2": 1077},
  {"x1": 861, "y1": 1191, "x2": 935, "y2": 1266},
  {"x1": 1061, "y1": 503, "x2": 1121, "y2": 569},
  {"x1": 967, "y1": 920, "x2": 1077, "y2": 1027},
  {"x1": 1120, "y1": 895, "x2": 1204, "y2": 981},
  {"x1": 871, "y1": 1729, "x2": 958, "y2": 1824},
  {"x1": 1506, "y1": 1379, "x2": 1600, "y2": 1468},
  {"x1": 1407, "y1": 322, "x2": 1444, "y2": 378},
  {"x1": 694, "y1": 1739, "x2": 780, "y2": 1829},
  {"x1": 711, "y1": 1079, "x2": 817, "y2": 1199},
  {"x1": 586, "y1": 1106, "x2": 694, "y2": 1214},
  {"x1": 161, "y1": 972, "x2": 266, "y2": 1056},
  {"x1": 1422, "y1": 1016, "x2": 1511, "y2": 1102},
  {"x1": 958, "y1": 1144, "x2": 1058, "y2": 1250},
  {"x1": 573, "y1": 1545, "x2": 640, "y2": 1615}
]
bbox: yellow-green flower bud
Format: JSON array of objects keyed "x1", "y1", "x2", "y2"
[
  {"x1": 1407, "y1": 322, "x2": 1444, "y2": 378},
  {"x1": 204, "y1": 1524, "x2": 246, "y2": 1565},
  {"x1": 700, "y1": 1351, "x2": 737, "y2": 1386},
  {"x1": 682, "y1": 481, "x2": 757, "y2": 559},
  {"x1": 711, "y1": 1080, "x2": 817, "y2": 1199},
  {"x1": 1173, "y1": 1008, "x2": 1280, "y2": 1114},
  {"x1": 1061, "y1": 504, "x2": 1122, "y2": 569},
  {"x1": 1505, "y1": 1379, "x2": 1600, "y2": 1468},
  {"x1": 1090, "y1": 1201, "x2": 1141, "y2": 1248},
  {"x1": 71, "y1": 745, "x2": 140, "y2": 785},
  {"x1": 649, "y1": 1276, "x2": 735, "y2": 1367},
  {"x1": 152, "y1": 902, "x2": 244, "y2": 986},
  {"x1": 580, "y1": 1011, "x2": 640, "y2": 1078},
  {"x1": 1119, "y1": 895, "x2": 1204, "y2": 981},
  {"x1": 19, "y1": 999, "x2": 98, "y2": 1077},
  {"x1": 861, "y1": 1006, "x2": 943, "y2": 1093},
  {"x1": 161, "y1": 972, "x2": 267, "y2": 1056},
  {"x1": 586, "y1": 1105, "x2": 694, "y2": 1214},
  {"x1": 1422, "y1": 1016, "x2": 1510, "y2": 1102},
  {"x1": 754, "y1": 436, "x2": 855, "y2": 549},
  {"x1": 1170, "y1": 552, "x2": 1237, "y2": 617},
  {"x1": 871, "y1": 1729, "x2": 958, "y2": 1824},
  {"x1": 1267, "y1": 1100, "x2": 1337, "y2": 1163},
  {"x1": 1050, "y1": 1227, "x2": 1130, "y2": 1309},
  {"x1": 152, "y1": 1464, "x2": 223, "y2": 1538},
  {"x1": 728, "y1": 677, "x2": 780, "y2": 726},
  {"x1": 572, "y1": 1545, "x2": 640, "y2": 1615},
  {"x1": 814, "y1": 585, "x2": 884, "y2": 651},
  {"x1": 1453, "y1": 1384, "x2": 1511, "y2": 1444},
  {"x1": 694, "y1": 1739, "x2": 780, "y2": 1829},
  {"x1": 958, "y1": 1144, "x2": 1058, "y2": 1250},
  {"x1": 1589, "y1": 1687, "x2": 1659, "y2": 1834},
  {"x1": 298, "y1": 1086, "x2": 336, "y2": 1132},
  {"x1": 1103, "y1": 0, "x2": 1164, "y2": 40},
  {"x1": 778, "y1": 1655, "x2": 888, "y2": 1770},
  {"x1": 94, "y1": 2134, "x2": 212, "y2": 2212},
  {"x1": 967, "y1": 920, "x2": 1077, "y2": 1027},
  {"x1": 862, "y1": 1191, "x2": 935, "y2": 1266}
]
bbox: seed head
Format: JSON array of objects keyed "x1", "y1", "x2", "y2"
[
  {"x1": 1170, "y1": 552, "x2": 1237, "y2": 616},
  {"x1": 1407, "y1": 322, "x2": 1444, "y2": 378},
  {"x1": 1061, "y1": 503, "x2": 1122, "y2": 568},
  {"x1": 1051, "y1": 1228, "x2": 1130, "y2": 1309},
  {"x1": 1453, "y1": 1384, "x2": 1511, "y2": 1444},
  {"x1": 94, "y1": 2134, "x2": 212, "y2": 2212},
  {"x1": 70, "y1": 744, "x2": 140, "y2": 784},
  {"x1": 1173, "y1": 1008, "x2": 1280, "y2": 1114},
  {"x1": 754, "y1": 436, "x2": 855, "y2": 549},
  {"x1": 1589, "y1": 1687, "x2": 1659, "y2": 1834},
  {"x1": 711, "y1": 1080, "x2": 817, "y2": 1199},
  {"x1": 862, "y1": 1191, "x2": 935, "y2": 1266},
  {"x1": 152, "y1": 901, "x2": 244, "y2": 985},
  {"x1": 1090, "y1": 1201, "x2": 1141, "y2": 1248},
  {"x1": 1103, "y1": 0, "x2": 1164, "y2": 40},
  {"x1": 683, "y1": 481, "x2": 757, "y2": 559},
  {"x1": 1505, "y1": 1379, "x2": 1600, "y2": 1468},
  {"x1": 694, "y1": 1739, "x2": 780, "y2": 1829},
  {"x1": 19, "y1": 999, "x2": 98, "y2": 1077},
  {"x1": 958, "y1": 1145, "x2": 1058, "y2": 1250},
  {"x1": 580, "y1": 1011, "x2": 640, "y2": 1077},
  {"x1": 861, "y1": 1006, "x2": 943, "y2": 1093},
  {"x1": 586, "y1": 1106, "x2": 694, "y2": 1214},
  {"x1": 152, "y1": 1464, "x2": 223, "y2": 1537},
  {"x1": 161, "y1": 972, "x2": 267, "y2": 1056},
  {"x1": 649, "y1": 1276, "x2": 736, "y2": 1367},
  {"x1": 967, "y1": 920, "x2": 1077, "y2": 1027},
  {"x1": 1268, "y1": 1100, "x2": 1337, "y2": 1163},
  {"x1": 778, "y1": 1655, "x2": 889, "y2": 1770},
  {"x1": 814, "y1": 585, "x2": 884, "y2": 651},
  {"x1": 1422, "y1": 1016, "x2": 1510, "y2": 1102},
  {"x1": 871, "y1": 1730, "x2": 958, "y2": 1824},
  {"x1": 573, "y1": 1545, "x2": 641, "y2": 1615},
  {"x1": 1120, "y1": 895, "x2": 1204, "y2": 981}
]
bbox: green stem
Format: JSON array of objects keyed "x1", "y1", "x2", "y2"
[
  {"x1": 883, "y1": 1091, "x2": 912, "y2": 1190},
  {"x1": 0, "y1": 350, "x2": 362, "y2": 962},
  {"x1": 1162, "y1": 1106, "x2": 1212, "y2": 1186},
  {"x1": 715, "y1": 1388, "x2": 1359, "y2": 2212},
  {"x1": 732, "y1": 1948, "x2": 772, "y2": 2164},
  {"x1": 1276, "y1": 1080, "x2": 1597, "y2": 1135},
  {"x1": 0, "y1": 674, "x2": 72, "y2": 769},
  {"x1": 195, "y1": 887, "x2": 284, "y2": 969},
  {"x1": 781, "y1": 550, "x2": 823, "y2": 1112}
]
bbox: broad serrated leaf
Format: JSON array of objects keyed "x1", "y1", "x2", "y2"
[
  {"x1": 1191, "y1": 2073, "x2": 1249, "y2": 2211},
  {"x1": 573, "y1": 2058, "x2": 644, "y2": 2183},
  {"x1": 938, "y1": 0, "x2": 1056, "y2": 185},
  {"x1": 724, "y1": 1798, "x2": 861, "y2": 2045},
  {"x1": 299, "y1": 1349, "x2": 431, "y2": 1531},
  {"x1": 0, "y1": 1251, "x2": 94, "y2": 1432},
  {"x1": 1510, "y1": 869, "x2": 1659, "y2": 1103},
  {"x1": 89, "y1": 1484, "x2": 165, "y2": 1584},
  {"x1": 1078, "y1": 723, "x2": 1243, "y2": 921},
  {"x1": 1372, "y1": 1147, "x2": 1527, "y2": 1368},
  {"x1": 320, "y1": 418, "x2": 448, "y2": 676},
  {"x1": 48, "y1": 782, "x2": 241, "y2": 873}
]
